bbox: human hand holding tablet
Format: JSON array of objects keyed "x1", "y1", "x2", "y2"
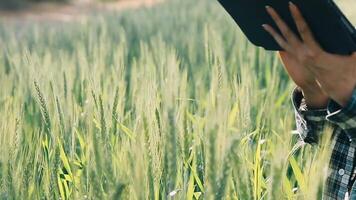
[
  {"x1": 264, "y1": 2, "x2": 356, "y2": 106},
  {"x1": 218, "y1": 0, "x2": 356, "y2": 55},
  {"x1": 219, "y1": 0, "x2": 356, "y2": 106}
]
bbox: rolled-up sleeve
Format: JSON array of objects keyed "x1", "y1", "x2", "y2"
[
  {"x1": 326, "y1": 88, "x2": 356, "y2": 140},
  {"x1": 292, "y1": 87, "x2": 328, "y2": 144}
]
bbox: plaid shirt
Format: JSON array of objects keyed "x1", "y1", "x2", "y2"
[{"x1": 292, "y1": 87, "x2": 356, "y2": 200}]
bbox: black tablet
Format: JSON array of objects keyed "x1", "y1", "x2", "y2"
[{"x1": 218, "y1": 0, "x2": 356, "y2": 55}]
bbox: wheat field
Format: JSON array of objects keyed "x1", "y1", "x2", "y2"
[{"x1": 0, "y1": 0, "x2": 353, "y2": 199}]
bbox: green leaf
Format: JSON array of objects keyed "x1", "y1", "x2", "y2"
[{"x1": 289, "y1": 156, "x2": 307, "y2": 194}]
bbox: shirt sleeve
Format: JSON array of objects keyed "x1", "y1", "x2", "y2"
[
  {"x1": 291, "y1": 87, "x2": 328, "y2": 144},
  {"x1": 326, "y1": 88, "x2": 356, "y2": 140}
]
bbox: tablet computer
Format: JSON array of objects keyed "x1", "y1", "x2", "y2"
[{"x1": 218, "y1": 0, "x2": 356, "y2": 55}]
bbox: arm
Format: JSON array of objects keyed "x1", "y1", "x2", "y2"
[{"x1": 262, "y1": 4, "x2": 356, "y2": 141}]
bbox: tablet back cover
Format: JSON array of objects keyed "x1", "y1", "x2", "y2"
[{"x1": 218, "y1": 0, "x2": 356, "y2": 55}]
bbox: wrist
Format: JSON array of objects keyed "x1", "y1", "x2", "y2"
[
  {"x1": 300, "y1": 86, "x2": 328, "y2": 109},
  {"x1": 331, "y1": 81, "x2": 356, "y2": 107},
  {"x1": 327, "y1": 66, "x2": 356, "y2": 107}
]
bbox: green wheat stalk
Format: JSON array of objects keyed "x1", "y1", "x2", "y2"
[
  {"x1": 111, "y1": 87, "x2": 119, "y2": 136},
  {"x1": 99, "y1": 95, "x2": 107, "y2": 139},
  {"x1": 34, "y1": 81, "x2": 52, "y2": 138},
  {"x1": 55, "y1": 97, "x2": 65, "y2": 137}
]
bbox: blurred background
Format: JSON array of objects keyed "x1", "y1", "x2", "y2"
[
  {"x1": 0, "y1": 0, "x2": 158, "y2": 22},
  {"x1": 337, "y1": 0, "x2": 356, "y2": 25},
  {"x1": 0, "y1": 0, "x2": 355, "y2": 199},
  {"x1": 0, "y1": 0, "x2": 354, "y2": 24},
  {"x1": 0, "y1": 0, "x2": 356, "y2": 25}
]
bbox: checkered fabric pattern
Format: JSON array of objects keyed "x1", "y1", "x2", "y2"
[{"x1": 292, "y1": 87, "x2": 356, "y2": 200}]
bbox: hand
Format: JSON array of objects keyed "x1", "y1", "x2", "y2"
[
  {"x1": 263, "y1": 2, "x2": 356, "y2": 107},
  {"x1": 278, "y1": 51, "x2": 316, "y2": 90},
  {"x1": 279, "y1": 51, "x2": 329, "y2": 109}
]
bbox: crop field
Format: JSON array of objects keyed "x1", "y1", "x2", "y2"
[{"x1": 0, "y1": 0, "x2": 353, "y2": 199}]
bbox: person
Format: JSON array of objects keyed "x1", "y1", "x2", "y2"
[{"x1": 262, "y1": 2, "x2": 356, "y2": 199}]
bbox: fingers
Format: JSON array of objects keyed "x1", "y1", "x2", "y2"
[
  {"x1": 262, "y1": 24, "x2": 292, "y2": 52},
  {"x1": 265, "y1": 5, "x2": 300, "y2": 46},
  {"x1": 288, "y1": 2, "x2": 320, "y2": 49}
]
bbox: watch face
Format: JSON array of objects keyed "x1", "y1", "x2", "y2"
[{"x1": 335, "y1": 0, "x2": 356, "y2": 26}]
